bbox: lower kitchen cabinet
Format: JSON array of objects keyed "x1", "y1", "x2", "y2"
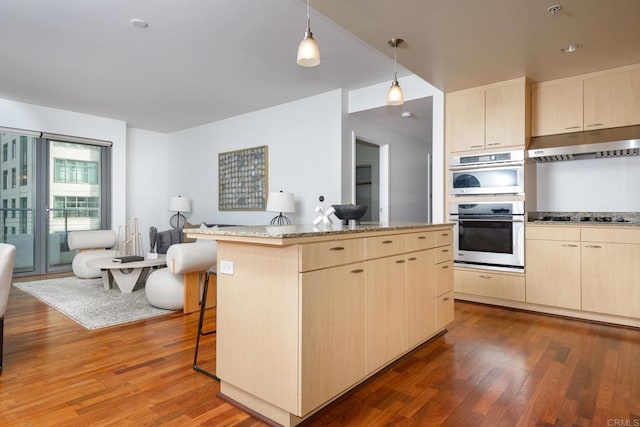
[
  {"x1": 581, "y1": 238, "x2": 640, "y2": 319},
  {"x1": 406, "y1": 249, "x2": 437, "y2": 348},
  {"x1": 436, "y1": 291, "x2": 455, "y2": 329},
  {"x1": 300, "y1": 262, "x2": 366, "y2": 414},
  {"x1": 454, "y1": 268, "x2": 525, "y2": 302},
  {"x1": 525, "y1": 236, "x2": 581, "y2": 310}
]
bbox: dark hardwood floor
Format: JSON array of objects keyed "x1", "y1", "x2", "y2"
[{"x1": 2, "y1": 286, "x2": 639, "y2": 426}]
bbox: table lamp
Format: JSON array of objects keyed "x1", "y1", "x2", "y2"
[
  {"x1": 267, "y1": 191, "x2": 295, "y2": 225},
  {"x1": 169, "y1": 195, "x2": 191, "y2": 229}
]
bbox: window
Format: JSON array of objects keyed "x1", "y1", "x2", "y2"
[
  {"x1": 20, "y1": 137, "x2": 27, "y2": 185},
  {"x1": 11, "y1": 168, "x2": 16, "y2": 188},
  {"x1": 2, "y1": 199, "x2": 6, "y2": 219},
  {"x1": 20, "y1": 197, "x2": 27, "y2": 234},
  {"x1": 2, "y1": 143, "x2": 6, "y2": 162},
  {"x1": 2, "y1": 170, "x2": 6, "y2": 190},
  {"x1": 53, "y1": 159, "x2": 99, "y2": 184},
  {"x1": 11, "y1": 199, "x2": 15, "y2": 218},
  {"x1": 10, "y1": 227, "x2": 15, "y2": 235},
  {"x1": 53, "y1": 196, "x2": 100, "y2": 218},
  {"x1": 11, "y1": 139, "x2": 16, "y2": 159}
]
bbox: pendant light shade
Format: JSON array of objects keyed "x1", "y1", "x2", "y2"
[
  {"x1": 386, "y1": 38, "x2": 405, "y2": 106},
  {"x1": 297, "y1": 0, "x2": 320, "y2": 67}
]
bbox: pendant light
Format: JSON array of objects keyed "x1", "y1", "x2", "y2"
[
  {"x1": 297, "y1": 0, "x2": 320, "y2": 67},
  {"x1": 386, "y1": 38, "x2": 404, "y2": 106}
]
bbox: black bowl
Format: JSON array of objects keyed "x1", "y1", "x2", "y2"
[{"x1": 332, "y1": 204, "x2": 368, "y2": 221}]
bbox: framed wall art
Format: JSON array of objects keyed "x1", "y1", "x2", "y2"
[{"x1": 218, "y1": 145, "x2": 268, "y2": 211}]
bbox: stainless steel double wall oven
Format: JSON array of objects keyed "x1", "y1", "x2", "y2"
[{"x1": 449, "y1": 150, "x2": 525, "y2": 270}]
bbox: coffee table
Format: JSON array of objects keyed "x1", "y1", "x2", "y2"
[{"x1": 87, "y1": 255, "x2": 167, "y2": 293}]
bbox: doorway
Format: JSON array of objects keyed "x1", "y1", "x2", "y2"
[
  {"x1": 0, "y1": 129, "x2": 111, "y2": 276},
  {"x1": 353, "y1": 134, "x2": 389, "y2": 223}
]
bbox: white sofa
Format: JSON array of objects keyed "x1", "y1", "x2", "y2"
[
  {"x1": 145, "y1": 242, "x2": 217, "y2": 311},
  {"x1": 67, "y1": 230, "x2": 117, "y2": 279}
]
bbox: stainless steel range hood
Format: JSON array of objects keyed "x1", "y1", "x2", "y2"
[{"x1": 527, "y1": 125, "x2": 640, "y2": 162}]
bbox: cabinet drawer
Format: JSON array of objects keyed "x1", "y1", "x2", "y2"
[
  {"x1": 405, "y1": 231, "x2": 436, "y2": 252},
  {"x1": 366, "y1": 235, "x2": 406, "y2": 259},
  {"x1": 436, "y1": 291, "x2": 455, "y2": 329},
  {"x1": 435, "y1": 260, "x2": 453, "y2": 296},
  {"x1": 526, "y1": 225, "x2": 580, "y2": 241},
  {"x1": 454, "y1": 269, "x2": 525, "y2": 302},
  {"x1": 435, "y1": 245, "x2": 453, "y2": 263},
  {"x1": 581, "y1": 227, "x2": 640, "y2": 244},
  {"x1": 299, "y1": 239, "x2": 365, "y2": 272},
  {"x1": 435, "y1": 228, "x2": 453, "y2": 247}
]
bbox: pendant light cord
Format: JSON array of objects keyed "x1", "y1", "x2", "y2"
[
  {"x1": 394, "y1": 43, "x2": 398, "y2": 82},
  {"x1": 306, "y1": 0, "x2": 311, "y2": 32}
]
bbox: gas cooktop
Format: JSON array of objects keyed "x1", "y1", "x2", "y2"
[{"x1": 535, "y1": 215, "x2": 631, "y2": 223}]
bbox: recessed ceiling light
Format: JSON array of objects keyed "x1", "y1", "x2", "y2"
[
  {"x1": 401, "y1": 112, "x2": 413, "y2": 119},
  {"x1": 547, "y1": 5, "x2": 562, "y2": 15},
  {"x1": 130, "y1": 18, "x2": 149, "y2": 29},
  {"x1": 561, "y1": 43, "x2": 582, "y2": 53}
]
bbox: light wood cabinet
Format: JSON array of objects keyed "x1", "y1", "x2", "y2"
[
  {"x1": 300, "y1": 262, "x2": 366, "y2": 414},
  {"x1": 532, "y1": 64, "x2": 640, "y2": 136},
  {"x1": 531, "y1": 79, "x2": 583, "y2": 136},
  {"x1": 436, "y1": 291, "x2": 455, "y2": 329},
  {"x1": 446, "y1": 78, "x2": 529, "y2": 153},
  {"x1": 454, "y1": 268, "x2": 525, "y2": 302},
  {"x1": 584, "y1": 67, "x2": 640, "y2": 130},
  {"x1": 525, "y1": 238, "x2": 581, "y2": 309},
  {"x1": 406, "y1": 249, "x2": 437, "y2": 348}
]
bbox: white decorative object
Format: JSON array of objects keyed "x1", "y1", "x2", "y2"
[
  {"x1": 312, "y1": 206, "x2": 335, "y2": 231},
  {"x1": 116, "y1": 218, "x2": 143, "y2": 257}
]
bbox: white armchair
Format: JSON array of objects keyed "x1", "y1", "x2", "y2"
[
  {"x1": 145, "y1": 242, "x2": 217, "y2": 312},
  {"x1": 0, "y1": 243, "x2": 16, "y2": 374},
  {"x1": 67, "y1": 230, "x2": 117, "y2": 279}
]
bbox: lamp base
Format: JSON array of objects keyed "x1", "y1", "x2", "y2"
[
  {"x1": 170, "y1": 212, "x2": 186, "y2": 229},
  {"x1": 270, "y1": 213, "x2": 292, "y2": 225}
]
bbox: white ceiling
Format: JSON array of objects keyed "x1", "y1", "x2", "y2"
[{"x1": 1, "y1": 0, "x2": 639, "y2": 135}]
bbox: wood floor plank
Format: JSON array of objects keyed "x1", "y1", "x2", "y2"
[{"x1": 2, "y1": 287, "x2": 640, "y2": 426}]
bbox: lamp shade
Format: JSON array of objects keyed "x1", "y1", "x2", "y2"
[
  {"x1": 297, "y1": 34, "x2": 320, "y2": 67},
  {"x1": 169, "y1": 196, "x2": 191, "y2": 213},
  {"x1": 387, "y1": 80, "x2": 404, "y2": 106},
  {"x1": 266, "y1": 192, "x2": 295, "y2": 213}
]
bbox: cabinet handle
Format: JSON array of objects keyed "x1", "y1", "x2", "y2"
[
  {"x1": 586, "y1": 123, "x2": 604, "y2": 127},
  {"x1": 561, "y1": 244, "x2": 578, "y2": 247},
  {"x1": 564, "y1": 126, "x2": 581, "y2": 130},
  {"x1": 443, "y1": 297, "x2": 450, "y2": 301},
  {"x1": 441, "y1": 249, "x2": 449, "y2": 253},
  {"x1": 408, "y1": 257, "x2": 417, "y2": 261},
  {"x1": 441, "y1": 233, "x2": 449, "y2": 237},
  {"x1": 350, "y1": 268, "x2": 364, "y2": 274},
  {"x1": 584, "y1": 244, "x2": 602, "y2": 248},
  {"x1": 418, "y1": 236, "x2": 426, "y2": 240},
  {"x1": 479, "y1": 275, "x2": 492, "y2": 279},
  {"x1": 395, "y1": 260, "x2": 406, "y2": 264},
  {"x1": 441, "y1": 265, "x2": 449, "y2": 269},
  {"x1": 470, "y1": 144, "x2": 483, "y2": 148},
  {"x1": 486, "y1": 142, "x2": 500, "y2": 146},
  {"x1": 329, "y1": 246, "x2": 345, "y2": 251},
  {"x1": 382, "y1": 240, "x2": 393, "y2": 244}
]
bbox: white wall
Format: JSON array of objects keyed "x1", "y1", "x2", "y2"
[
  {"x1": 126, "y1": 128, "x2": 169, "y2": 251},
  {"x1": 347, "y1": 75, "x2": 445, "y2": 222},
  {"x1": 165, "y1": 90, "x2": 343, "y2": 226},
  {"x1": 536, "y1": 156, "x2": 640, "y2": 211},
  {"x1": 0, "y1": 98, "x2": 128, "y2": 229}
]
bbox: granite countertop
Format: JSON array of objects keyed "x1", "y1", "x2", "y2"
[
  {"x1": 527, "y1": 211, "x2": 640, "y2": 227},
  {"x1": 185, "y1": 222, "x2": 452, "y2": 239}
]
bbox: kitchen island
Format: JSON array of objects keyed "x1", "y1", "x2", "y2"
[{"x1": 187, "y1": 222, "x2": 454, "y2": 426}]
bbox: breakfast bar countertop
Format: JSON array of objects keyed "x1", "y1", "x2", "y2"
[{"x1": 185, "y1": 222, "x2": 454, "y2": 245}]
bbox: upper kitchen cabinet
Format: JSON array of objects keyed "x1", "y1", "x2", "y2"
[
  {"x1": 583, "y1": 67, "x2": 640, "y2": 130},
  {"x1": 532, "y1": 64, "x2": 640, "y2": 136},
  {"x1": 531, "y1": 79, "x2": 583, "y2": 136},
  {"x1": 446, "y1": 78, "x2": 530, "y2": 153}
]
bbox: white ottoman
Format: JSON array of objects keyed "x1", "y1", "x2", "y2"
[{"x1": 145, "y1": 268, "x2": 184, "y2": 310}]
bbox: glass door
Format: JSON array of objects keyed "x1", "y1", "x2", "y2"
[{"x1": 0, "y1": 129, "x2": 111, "y2": 276}]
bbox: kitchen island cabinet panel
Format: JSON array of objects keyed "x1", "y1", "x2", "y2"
[
  {"x1": 300, "y1": 262, "x2": 366, "y2": 414},
  {"x1": 436, "y1": 291, "x2": 455, "y2": 329},
  {"x1": 406, "y1": 249, "x2": 437, "y2": 348}
]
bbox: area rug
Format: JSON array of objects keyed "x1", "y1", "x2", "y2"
[{"x1": 13, "y1": 277, "x2": 174, "y2": 330}]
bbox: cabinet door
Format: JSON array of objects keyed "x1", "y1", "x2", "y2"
[
  {"x1": 454, "y1": 268, "x2": 525, "y2": 301},
  {"x1": 584, "y1": 68, "x2": 640, "y2": 129},
  {"x1": 435, "y1": 260, "x2": 453, "y2": 297},
  {"x1": 436, "y1": 291, "x2": 455, "y2": 329},
  {"x1": 365, "y1": 255, "x2": 408, "y2": 374},
  {"x1": 525, "y1": 240, "x2": 581, "y2": 309},
  {"x1": 532, "y1": 80, "x2": 583, "y2": 136},
  {"x1": 485, "y1": 81, "x2": 526, "y2": 148},
  {"x1": 300, "y1": 262, "x2": 366, "y2": 414},
  {"x1": 406, "y1": 250, "x2": 436, "y2": 348},
  {"x1": 446, "y1": 90, "x2": 485, "y2": 152},
  {"x1": 581, "y1": 243, "x2": 640, "y2": 319}
]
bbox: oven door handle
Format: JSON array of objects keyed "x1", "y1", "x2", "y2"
[{"x1": 449, "y1": 161, "x2": 524, "y2": 171}]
